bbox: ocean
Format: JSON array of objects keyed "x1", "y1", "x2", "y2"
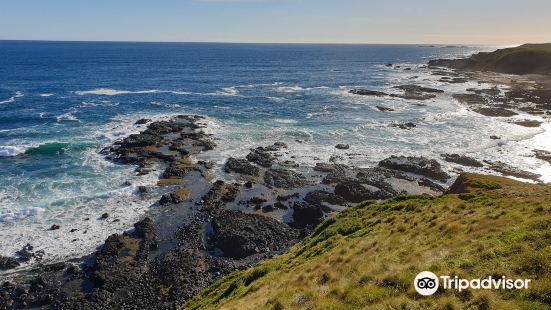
[{"x1": 1, "y1": 41, "x2": 550, "y2": 271}]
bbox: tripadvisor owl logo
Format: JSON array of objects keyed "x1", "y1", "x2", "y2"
[
  {"x1": 413, "y1": 271, "x2": 532, "y2": 296},
  {"x1": 414, "y1": 271, "x2": 439, "y2": 296}
]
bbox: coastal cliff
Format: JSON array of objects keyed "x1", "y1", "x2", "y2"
[
  {"x1": 429, "y1": 43, "x2": 551, "y2": 75},
  {"x1": 183, "y1": 173, "x2": 551, "y2": 309}
]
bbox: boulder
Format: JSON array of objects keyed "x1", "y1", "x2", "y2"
[
  {"x1": 335, "y1": 144, "x2": 350, "y2": 150},
  {"x1": 292, "y1": 202, "x2": 324, "y2": 228},
  {"x1": 379, "y1": 156, "x2": 450, "y2": 182},
  {"x1": 210, "y1": 211, "x2": 299, "y2": 259},
  {"x1": 0, "y1": 256, "x2": 19, "y2": 270},
  {"x1": 441, "y1": 154, "x2": 484, "y2": 168},
  {"x1": 264, "y1": 169, "x2": 309, "y2": 189},
  {"x1": 224, "y1": 158, "x2": 260, "y2": 176}
]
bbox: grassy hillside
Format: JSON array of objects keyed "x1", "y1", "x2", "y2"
[
  {"x1": 429, "y1": 43, "x2": 551, "y2": 75},
  {"x1": 182, "y1": 174, "x2": 551, "y2": 310}
]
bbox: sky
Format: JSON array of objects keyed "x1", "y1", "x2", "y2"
[{"x1": 1, "y1": 0, "x2": 550, "y2": 44}]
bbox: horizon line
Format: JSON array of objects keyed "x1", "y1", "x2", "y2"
[{"x1": 0, "y1": 38, "x2": 518, "y2": 46}]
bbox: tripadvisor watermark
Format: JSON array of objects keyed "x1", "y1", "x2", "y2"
[{"x1": 414, "y1": 271, "x2": 531, "y2": 296}]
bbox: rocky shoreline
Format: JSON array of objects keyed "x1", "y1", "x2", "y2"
[
  {"x1": 2, "y1": 46, "x2": 551, "y2": 309},
  {"x1": 0, "y1": 114, "x2": 459, "y2": 309}
]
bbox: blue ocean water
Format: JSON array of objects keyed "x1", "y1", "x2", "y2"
[{"x1": 1, "y1": 41, "x2": 550, "y2": 269}]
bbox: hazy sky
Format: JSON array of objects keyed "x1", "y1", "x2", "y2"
[{"x1": 1, "y1": 0, "x2": 550, "y2": 44}]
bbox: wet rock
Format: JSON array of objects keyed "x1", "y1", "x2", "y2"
[
  {"x1": 390, "y1": 122, "x2": 416, "y2": 130},
  {"x1": 473, "y1": 107, "x2": 518, "y2": 117},
  {"x1": 379, "y1": 156, "x2": 450, "y2": 182},
  {"x1": 534, "y1": 149, "x2": 551, "y2": 164},
  {"x1": 349, "y1": 89, "x2": 387, "y2": 97},
  {"x1": 210, "y1": 211, "x2": 299, "y2": 259},
  {"x1": 276, "y1": 193, "x2": 300, "y2": 202},
  {"x1": 163, "y1": 164, "x2": 196, "y2": 178},
  {"x1": 160, "y1": 192, "x2": 184, "y2": 205},
  {"x1": 393, "y1": 85, "x2": 444, "y2": 94},
  {"x1": 15, "y1": 244, "x2": 44, "y2": 263},
  {"x1": 261, "y1": 205, "x2": 274, "y2": 213},
  {"x1": 135, "y1": 118, "x2": 152, "y2": 125},
  {"x1": 274, "y1": 202, "x2": 288, "y2": 209},
  {"x1": 387, "y1": 85, "x2": 443, "y2": 100},
  {"x1": 292, "y1": 202, "x2": 324, "y2": 228},
  {"x1": 418, "y1": 178, "x2": 446, "y2": 192},
  {"x1": 512, "y1": 120, "x2": 542, "y2": 127},
  {"x1": 453, "y1": 93, "x2": 488, "y2": 106},
  {"x1": 121, "y1": 133, "x2": 159, "y2": 148},
  {"x1": 202, "y1": 181, "x2": 241, "y2": 210},
  {"x1": 335, "y1": 144, "x2": 350, "y2": 150},
  {"x1": 264, "y1": 169, "x2": 309, "y2": 189},
  {"x1": 246, "y1": 147, "x2": 275, "y2": 168},
  {"x1": 0, "y1": 256, "x2": 19, "y2": 270},
  {"x1": 484, "y1": 161, "x2": 542, "y2": 181},
  {"x1": 304, "y1": 190, "x2": 348, "y2": 207},
  {"x1": 224, "y1": 158, "x2": 260, "y2": 176},
  {"x1": 467, "y1": 87, "x2": 501, "y2": 96},
  {"x1": 376, "y1": 106, "x2": 394, "y2": 112},
  {"x1": 137, "y1": 186, "x2": 148, "y2": 193},
  {"x1": 134, "y1": 217, "x2": 157, "y2": 250},
  {"x1": 334, "y1": 180, "x2": 385, "y2": 203},
  {"x1": 50, "y1": 224, "x2": 60, "y2": 231},
  {"x1": 249, "y1": 196, "x2": 267, "y2": 205},
  {"x1": 441, "y1": 154, "x2": 484, "y2": 167}
]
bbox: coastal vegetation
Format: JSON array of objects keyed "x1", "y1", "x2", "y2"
[{"x1": 183, "y1": 173, "x2": 551, "y2": 309}]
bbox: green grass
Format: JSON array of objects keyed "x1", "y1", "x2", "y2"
[{"x1": 182, "y1": 173, "x2": 551, "y2": 310}]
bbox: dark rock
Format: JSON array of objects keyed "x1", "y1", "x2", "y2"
[
  {"x1": 210, "y1": 211, "x2": 299, "y2": 259},
  {"x1": 202, "y1": 181, "x2": 241, "y2": 210},
  {"x1": 484, "y1": 161, "x2": 541, "y2": 181},
  {"x1": 379, "y1": 156, "x2": 450, "y2": 182},
  {"x1": 467, "y1": 87, "x2": 501, "y2": 96},
  {"x1": 334, "y1": 180, "x2": 383, "y2": 203},
  {"x1": 249, "y1": 196, "x2": 267, "y2": 205},
  {"x1": 473, "y1": 107, "x2": 518, "y2": 117},
  {"x1": 393, "y1": 85, "x2": 444, "y2": 94},
  {"x1": 159, "y1": 192, "x2": 184, "y2": 205},
  {"x1": 390, "y1": 122, "x2": 417, "y2": 130},
  {"x1": 244, "y1": 181, "x2": 254, "y2": 189},
  {"x1": 274, "y1": 202, "x2": 288, "y2": 209},
  {"x1": 264, "y1": 169, "x2": 309, "y2": 189},
  {"x1": 376, "y1": 106, "x2": 394, "y2": 112},
  {"x1": 276, "y1": 193, "x2": 300, "y2": 201},
  {"x1": 163, "y1": 164, "x2": 196, "y2": 178},
  {"x1": 418, "y1": 178, "x2": 446, "y2": 192},
  {"x1": 512, "y1": 120, "x2": 542, "y2": 127},
  {"x1": 335, "y1": 144, "x2": 350, "y2": 150},
  {"x1": 452, "y1": 94, "x2": 488, "y2": 106},
  {"x1": 292, "y1": 202, "x2": 324, "y2": 228},
  {"x1": 137, "y1": 186, "x2": 148, "y2": 193},
  {"x1": 441, "y1": 154, "x2": 484, "y2": 167},
  {"x1": 304, "y1": 190, "x2": 348, "y2": 207},
  {"x1": 534, "y1": 149, "x2": 551, "y2": 164},
  {"x1": 50, "y1": 224, "x2": 60, "y2": 231},
  {"x1": 120, "y1": 133, "x2": 159, "y2": 148},
  {"x1": 490, "y1": 135, "x2": 501, "y2": 140},
  {"x1": 135, "y1": 118, "x2": 152, "y2": 125},
  {"x1": 261, "y1": 205, "x2": 274, "y2": 213},
  {"x1": 349, "y1": 89, "x2": 387, "y2": 97},
  {"x1": 246, "y1": 147, "x2": 275, "y2": 168},
  {"x1": 225, "y1": 158, "x2": 260, "y2": 176},
  {"x1": 0, "y1": 256, "x2": 19, "y2": 270},
  {"x1": 101, "y1": 213, "x2": 109, "y2": 219}
]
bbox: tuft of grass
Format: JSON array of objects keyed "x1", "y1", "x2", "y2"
[{"x1": 181, "y1": 173, "x2": 551, "y2": 310}]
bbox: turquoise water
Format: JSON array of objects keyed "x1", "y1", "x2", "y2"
[{"x1": 1, "y1": 41, "x2": 549, "y2": 269}]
